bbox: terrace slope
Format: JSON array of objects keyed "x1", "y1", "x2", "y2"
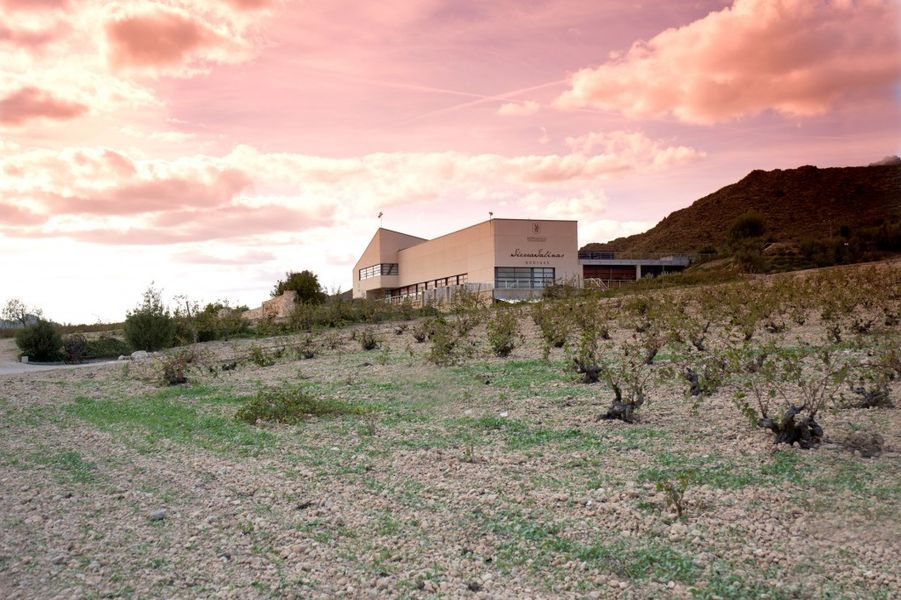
[{"x1": 583, "y1": 162, "x2": 901, "y2": 255}]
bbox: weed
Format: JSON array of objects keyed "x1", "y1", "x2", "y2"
[
  {"x1": 248, "y1": 344, "x2": 275, "y2": 367},
  {"x1": 655, "y1": 469, "x2": 695, "y2": 518},
  {"x1": 235, "y1": 386, "x2": 368, "y2": 425}
]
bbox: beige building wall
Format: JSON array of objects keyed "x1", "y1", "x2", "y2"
[
  {"x1": 397, "y1": 221, "x2": 496, "y2": 287},
  {"x1": 492, "y1": 219, "x2": 580, "y2": 283}
]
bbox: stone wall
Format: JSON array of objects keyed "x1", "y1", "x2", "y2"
[{"x1": 242, "y1": 290, "x2": 297, "y2": 321}]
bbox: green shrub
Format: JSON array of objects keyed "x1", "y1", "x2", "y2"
[
  {"x1": 235, "y1": 386, "x2": 367, "y2": 424},
  {"x1": 15, "y1": 320, "x2": 62, "y2": 361},
  {"x1": 486, "y1": 308, "x2": 519, "y2": 357},
  {"x1": 84, "y1": 336, "x2": 130, "y2": 359},
  {"x1": 124, "y1": 286, "x2": 175, "y2": 351},
  {"x1": 426, "y1": 319, "x2": 471, "y2": 366},
  {"x1": 249, "y1": 344, "x2": 275, "y2": 367}
]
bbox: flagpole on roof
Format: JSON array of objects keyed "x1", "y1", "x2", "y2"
[{"x1": 378, "y1": 211, "x2": 383, "y2": 228}]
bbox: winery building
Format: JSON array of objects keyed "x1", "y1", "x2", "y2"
[
  {"x1": 352, "y1": 219, "x2": 580, "y2": 302},
  {"x1": 351, "y1": 218, "x2": 690, "y2": 302}
]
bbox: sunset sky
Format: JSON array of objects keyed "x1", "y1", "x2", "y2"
[{"x1": 2, "y1": 0, "x2": 899, "y2": 323}]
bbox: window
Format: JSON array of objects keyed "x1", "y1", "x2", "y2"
[
  {"x1": 495, "y1": 267, "x2": 555, "y2": 289},
  {"x1": 359, "y1": 263, "x2": 399, "y2": 280}
]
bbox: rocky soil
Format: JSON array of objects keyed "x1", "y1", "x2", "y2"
[{"x1": 1, "y1": 317, "x2": 899, "y2": 599}]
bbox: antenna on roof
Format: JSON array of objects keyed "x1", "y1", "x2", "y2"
[
  {"x1": 489, "y1": 211, "x2": 493, "y2": 220},
  {"x1": 378, "y1": 211, "x2": 383, "y2": 227}
]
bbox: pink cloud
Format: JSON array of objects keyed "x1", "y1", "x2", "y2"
[
  {"x1": 497, "y1": 101, "x2": 540, "y2": 117},
  {"x1": 62, "y1": 204, "x2": 329, "y2": 245},
  {"x1": 0, "y1": 22, "x2": 69, "y2": 49},
  {"x1": 0, "y1": 0, "x2": 67, "y2": 11},
  {"x1": 555, "y1": 0, "x2": 901, "y2": 124},
  {"x1": 0, "y1": 203, "x2": 46, "y2": 226},
  {"x1": 223, "y1": 0, "x2": 272, "y2": 11},
  {"x1": 41, "y1": 168, "x2": 251, "y2": 216},
  {"x1": 105, "y1": 9, "x2": 225, "y2": 70},
  {"x1": 0, "y1": 87, "x2": 88, "y2": 126},
  {"x1": 172, "y1": 248, "x2": 276, "y2": 265}
]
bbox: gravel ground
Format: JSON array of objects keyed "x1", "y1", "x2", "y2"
[{"x1": 0, "y1": 314, "x2": 898, "y2": 599}]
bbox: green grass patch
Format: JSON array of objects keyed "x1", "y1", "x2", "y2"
[
  {"x1": 67, "y1": 393, "x2": 274, "y2": 456},
  {"x1": 453, "y1": 415, "x2": 608, "y2": 452},
  {"x1": 474, "y1": 507, "x2": 698, "y2": 583}
]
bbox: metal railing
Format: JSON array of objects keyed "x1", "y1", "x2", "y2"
[
  {"x1": 494, "y1": 278, "x2": 553, "y2": 289},
  {"x1": 578, "y1": 251, "x2": 717, "y2": 261}
]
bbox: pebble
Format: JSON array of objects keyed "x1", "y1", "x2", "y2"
[{"x1": 149, "y1": 509, "x2": 167, "y2": 522}]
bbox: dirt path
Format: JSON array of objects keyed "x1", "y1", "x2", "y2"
[{"x1": 0, "y1": 338, "x2": 120, "y2": 376}]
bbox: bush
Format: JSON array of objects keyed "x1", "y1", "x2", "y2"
[
  {"x1": 15, "y1": 320, "x2": 62, "y2": 361},
  {"x1": 486, "y1": 308, "x2": 519, "y2": 357},
  {"x1": 235, "y1": 386, "x2": 367, "y2": 424},
  {"x1": 160, "y1": 351, "x2": 189, "y2": 385},
  {"x1": 62, "y1": 334, "x2": 88, "y2": 363},
  {"x1": 358, "y1": 328, "x2": 380, "y2": 351},
  {"x1": 124, "y1": 286, "x2": 175, "y2": 351},
  {"x1": 84, "y1": 336, "x2": 130, "y2": 359},
  {"x1": 155, "y1": 347, "x2": 211, "y2": 385},
  {"x1": 249, "y1": 344, "x2": 275, "y2": 367},
  {"x1": 426, "y1": 319, "x2": 466, "y2": 366}
]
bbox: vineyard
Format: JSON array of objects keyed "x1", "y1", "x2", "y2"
[{"x1": 1, "y1": 262, "x2": 898, "y2": 598}]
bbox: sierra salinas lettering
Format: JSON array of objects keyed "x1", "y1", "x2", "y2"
[{"x1": 510, "y1": 249, "x2": 564, "y2": 258}]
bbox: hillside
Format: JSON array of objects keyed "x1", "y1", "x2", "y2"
[{"x1": 584, "y1": 162, "x2": 901, "y2": 256}]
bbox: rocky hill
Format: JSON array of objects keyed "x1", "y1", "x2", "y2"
[{"x1": 583, "y1": 162, "x2": 901, "y2": 256}]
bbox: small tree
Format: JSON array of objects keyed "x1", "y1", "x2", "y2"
[
  {"x1": 272, "y1": 270, "x2": 327, "y2": 304},
  {"x1": 124, "y1": 285, "x2": 175, "y2": 351},
  {"x1": 3, "y1": 298, "x2": 42, "y2": 326}
]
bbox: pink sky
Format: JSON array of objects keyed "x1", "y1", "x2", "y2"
[{"x1": 1, "y1": 0, "x2": 899, "y2": 322}]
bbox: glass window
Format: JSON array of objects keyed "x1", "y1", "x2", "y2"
[
  {"x1": 495, "y1": 267, "x2": 555, "y2": 289},
  {"x1": 359, "y1": 263, "x2": 399, "y2": 280}
]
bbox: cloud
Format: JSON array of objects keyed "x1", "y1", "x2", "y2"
[
  {"x1": 105, "y1": 8, "x2": 241, "y2": 72},
  {"x1": 497, "y1": 100, "x2": 540, "y2": 116},
  {"x1": 0, "y1": 202, "x2": 46, "y2": 226},
  {"x1": 0, "y1": 133, "x2": 702, "y2": 244},
  {"x1": 172, "y1": 248, "x2": 276, "y2": 264},
  {"x1": 222, "y1": 0, "x2": 273, "y2": 11},
  {"x1": 0, "y1": 22, "x2": 69, "y2": 49},
  {"x1": 0, "y1": 86, "x2": 88, "y2": 125},
  {"x1": 555, "y1": 0, "x2": 901, "y2": 124},
  {"x1": 40, "y1": 168, "x2": 252, "y2": 216},
  {"x1": 565, "y1": 131, "x2": 704, "y2": 169},
  {"x1": 0, "y1": 0, "x2": 68, "y2": 11}
]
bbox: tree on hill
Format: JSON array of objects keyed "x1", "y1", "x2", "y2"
[
  {"x1": 271, "y1": 270, "x2": 327, "y2": 304},
  {"x1": 728, "y1": 210, "x2": 768, "y2": 273}
]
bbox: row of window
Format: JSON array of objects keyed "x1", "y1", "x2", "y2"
[
  {"x1": 388, "y1": 273, "x2": 469, "y2": 298},
  {"x1": 359, "y1": 263, "x2": 399, "y2": 280},
  {"x1": 494, "y1": 267, "x2": 556, "y2": 289}
]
